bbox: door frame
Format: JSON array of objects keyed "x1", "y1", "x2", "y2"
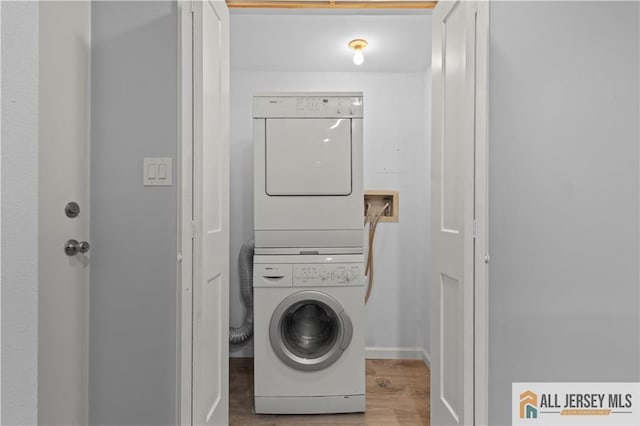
[
  {"x1": 473, "y1": 1, "x2": 489, "y2": 424},
  {"x1": 178, "y1": 1, "x2": 194, "y2": 424},
  {"x1": 37, "y1": 2, "x2": 91, "y2": 424},
  {"x1": 176, "y1": 2, "x2": 490, "y2": 424}
]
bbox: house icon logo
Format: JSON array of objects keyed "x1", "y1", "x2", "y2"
[{"x1": 520, "y1": 390, "x2": 538, "y2": 419}]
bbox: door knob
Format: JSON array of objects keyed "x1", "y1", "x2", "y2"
[{"x1": 64, "y1": 239, "x2": 90, "y2": 256}]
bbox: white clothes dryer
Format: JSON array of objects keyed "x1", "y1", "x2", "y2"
[
  {"x1": 253, "y1": 92, "x2": 363, "y2": 254},
  {"x1": 253, "y1": 254, "x2": 366, "y2": 414}
]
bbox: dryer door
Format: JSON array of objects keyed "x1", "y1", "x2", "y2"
[
  {"x1": 265, "y1": 118, "x2": 352, "y2": 196},
  {"x1": 269, "y1": 290, "x2": 353, "y2": 371}
]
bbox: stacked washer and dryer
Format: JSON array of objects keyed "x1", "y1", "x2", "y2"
[{"x1": 252, "y1": 92, "x2": 366, "y2": 414}]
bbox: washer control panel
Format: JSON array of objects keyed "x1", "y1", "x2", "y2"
[{"x1": 293, "y1": 263, "x2": 363, "y2": 287}]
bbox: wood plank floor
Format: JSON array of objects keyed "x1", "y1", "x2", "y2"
[{"x1": 229, "y1": 358, "x2": 430, "y2": 425}]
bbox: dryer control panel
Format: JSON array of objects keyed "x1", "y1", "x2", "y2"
[
  {"x1": 254, "y1": 94, "x2": 363, "y2": 118},
  {"x1": 293, "y1": 263, "x2": 363, "y2": 287}
]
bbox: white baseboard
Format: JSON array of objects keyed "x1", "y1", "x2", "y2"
[
  {"x1": 231, "y1": 345, "x2": 432, "y2": 367},
  {"x1": 366, "y1": 346, "x2": 431, "y2": 368},
  {"x1": 229, "y1": 344, "x2": 253, "y2": 358},
  {"x1": 421, "y1": 348, "x2": 431, "y2": 368}
]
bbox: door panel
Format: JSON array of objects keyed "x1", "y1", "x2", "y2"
[
  {"x1": 192, "y1": 1, "x2": 230, "y2": 425},
  {"x1": 441, "y1": 0, "x2": 466, "y2": 234},
  {"x1": 441, "y1": 273, "x2": 462, "y2": 418},
  {"x1": 431, "y1": 0, "x2": 477, "y2": 424},
  {"x1": 38, "y1": 2, "x2": 91, "y2": 424}
]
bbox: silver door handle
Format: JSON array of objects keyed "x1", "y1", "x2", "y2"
[{"x1": 64, "y1": 239, "x2": 90, "y2": 256}]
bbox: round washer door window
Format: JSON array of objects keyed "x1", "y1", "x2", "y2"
[{"x1": 269, "y1": 290, "x2": 353, "y2": 371}]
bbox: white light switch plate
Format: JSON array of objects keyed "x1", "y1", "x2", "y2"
[{"x1": 143, "y1": 157, "x2": 172, "y2": 186}]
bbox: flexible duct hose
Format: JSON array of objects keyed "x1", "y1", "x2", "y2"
[{"x1": 229, "y1": 240, "x2": 254, "y2": 345}]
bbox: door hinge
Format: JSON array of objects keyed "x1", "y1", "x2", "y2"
[
  {"x1": 191, "y1": 221, "x2": 196, "y2": 239},
  {"x1": 473, "y1": 220, "x2": 477, "y2": 239}
]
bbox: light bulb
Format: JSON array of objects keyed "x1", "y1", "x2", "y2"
[
  {"x1": 348, "y1": 38, "x2": 368, "y2": 65},
  {"x1": 353, "y1": 49, "x2": 364, "y2": 65}
]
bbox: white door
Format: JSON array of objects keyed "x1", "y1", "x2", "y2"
[
  {"x1": 191, "y1": 0, "x2": 230, "y2": 425},
  {"x1": 38, "y1": 2, "x2": 91, "y2": 425},
  {"x1": 431, "y1": 0, "x2": 480, "y2": 424}
]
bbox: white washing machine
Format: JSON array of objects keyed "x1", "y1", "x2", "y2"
[
  {"x1": 253, "y1": 92, "x2": 363, "y2": 253},
  {"x1": 253, "y1": 254, "x2": 365, "y2": 414}
]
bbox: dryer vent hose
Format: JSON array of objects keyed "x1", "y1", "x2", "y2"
[{"x1": 229, "y1": 240, "x2": 255, "y2": 345}]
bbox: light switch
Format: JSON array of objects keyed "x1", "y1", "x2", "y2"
[
  {"x1": 147, "y1": 163, "x2": 157, "y2": 179},
  {"x1": 143, "y1": 157, "x2": 172, "y2": 186},
  {"x1": 158, "y1": 164, "x2": 167, "y2": 179}
]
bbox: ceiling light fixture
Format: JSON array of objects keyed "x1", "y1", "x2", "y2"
[{"x1": 348, "y1": 38, "x2": 368, "y2": 66}]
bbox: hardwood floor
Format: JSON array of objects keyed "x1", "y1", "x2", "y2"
[{"x1": 229, "y1": 358, "x2": 430, "y2": 425}]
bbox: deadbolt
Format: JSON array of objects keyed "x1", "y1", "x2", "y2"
[
  {"x1": 64, "y1": 239, "x2": 90, "y2": 256},
  {"x1": 65, "y1": 202, "x2": 80, "y2": 218}
]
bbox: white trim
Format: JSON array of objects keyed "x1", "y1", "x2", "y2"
[
  {"x1": 463, "y1": 3, "x2": 478, "y2": 422},
  {"x1": 229, "y1": 7, "x2": 433, "y2": 16},
  {"x1": 177, "y1": 1, "x2": 194, "y2": 425},
  {"x1": 473, "y1": 1, "x2": 490, "y2": 425},
  {"x1": 421, "y1": 348, "x2": 432, "y2": 368},
  {"x1": 83, "y1": 8, "x2": 92, "y2": 424},
  {"x1": 229, "y1": 346, "x2": 254, "y2": 358},
  {"x1": 232, "y1": 348, "x2": 432, "y2": 366},
  {"x1": 365, "y1": 346, "x2": 430, "y2": 365},
  {"x1": 638, "y1": 0, "x2": 640, "y2": 394},
  {"x1": 1, "y1": 3, "x2": 3, "y2": 417}
]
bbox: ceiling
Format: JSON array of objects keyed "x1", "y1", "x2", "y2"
[{"x1": 230, "y1": 10, "x2": 432, "y2": 72}]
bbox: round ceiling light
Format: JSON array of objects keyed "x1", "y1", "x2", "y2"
[{"x1": 348, "y1": 38, "x2": 368, "y2": 66}]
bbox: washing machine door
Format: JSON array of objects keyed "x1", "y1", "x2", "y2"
[{"x1": 269, "y1": 290, "x2": 353, "y2": 372}]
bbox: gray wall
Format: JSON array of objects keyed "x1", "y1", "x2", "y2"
[
  {"x1": 488, "y1": 1, "x2": 639, "y2": 424},
  {"x1": 1, "y1": 2, "x2": 39, "y2": 424},
  {"x1": 90, "y1": 2, "x2": 178, "y2": 424}
]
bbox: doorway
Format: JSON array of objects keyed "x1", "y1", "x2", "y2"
[
  {"x1": 179, "y1": 1, "x2": 487, "y2": 424},
  {"x1": 228, "y1": 3, "x2": 434, "y2": 422}
]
